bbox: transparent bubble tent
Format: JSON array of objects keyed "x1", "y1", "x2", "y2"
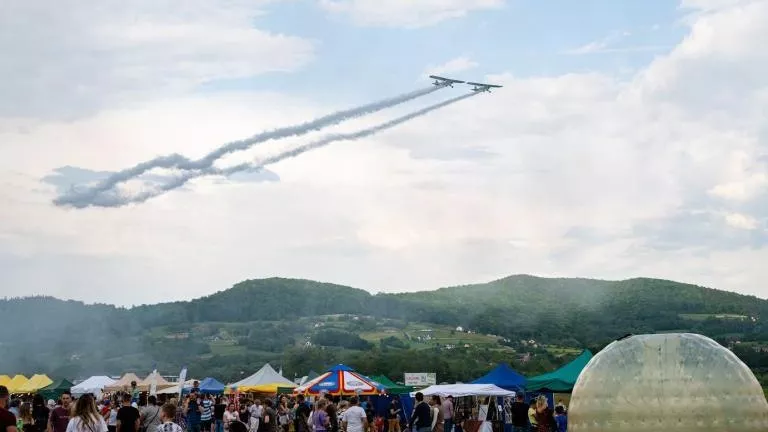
[{"x1": 569, "y1": 333, "x2": 768, "y2": 431}]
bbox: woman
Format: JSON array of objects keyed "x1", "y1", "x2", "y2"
[
  {"x1": 66, "y1": 394, "x2": 108, "y2": 432},
  {"x1": 429, "y1": 397, "x2": 443, "y2": 432},
  {"x1": 32, "y1": 395, "x2": 50, "y2": 432},
  {"x1": 324, "y1": 403, "x2": 338, "y2": 432},
  {"x1": 311, "y1": 400, "x2": 329, "y2": 432},
  {"x1": 18, "y1": 403, "x2": 35, "y2": 432},
  {"x1": 277, "y1": 398, "x2": 290, "y2": 432},
  {"x1": 224, "y1": 403, "x2": 238, "y2": 432},
  {"x1": 533, "y1": 396, "x2": 553, "y2": 432}
]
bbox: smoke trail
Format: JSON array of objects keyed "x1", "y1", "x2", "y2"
[
  {"x1": 54, "y1": 85, "x2": 447, "y2": 208},
  {"x1": 87, "y1": 92, "x2": 478, "y2": 208}
]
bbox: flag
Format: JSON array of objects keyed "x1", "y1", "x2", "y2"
[
  {"x1": 150, "y1": 367, "x2": 158, "y2": 396},
  {"x1": 177, "y1": 367, "x2": 188, "y2": 401}
]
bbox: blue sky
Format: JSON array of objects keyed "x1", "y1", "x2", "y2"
[
  {"x1": 200, "y1": 0, "x2": 686, "y2": 101},
  {"x1": 2, "y1": 0, "x2": 768, "y2": 305}
]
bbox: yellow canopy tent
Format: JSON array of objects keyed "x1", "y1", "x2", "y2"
[
  {"x1": 7, "y1": 375, "x2": 28, "y2": 393},
  {"x1": 18, "y1": 374, "x2": 53, "y2": 393},
  {"x1": 0, "y1": 376, "x2": 11, "y2": 387}
]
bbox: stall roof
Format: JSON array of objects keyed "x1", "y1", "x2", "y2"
[
  {"x1": 370, "y1": 375, "x2": 414, "y2": 395},
  {"x1": 412, "y1": 384, "x2": 514, "y2": 397},
  {"x1": 228, "y1": 364, "x2": 296, "y2": 393},
  {"x1": 39, "y1": 379, "x2": 74, "y2": 400},
  {"x1": 471, "y1": 363, "x2": 527, "y2": 392},
  {"x1": 526, "y1": 350, "x2": 593, "y2": 393},
  {"x1": 72, "y1": 376, "x2": 116, "y2": 396},
  {"x1": 18, "y1": 374, "x2": 53, "y2": 393},
  {"x1": 7, "y1": 375, "x2": 28, "y2": 393}
]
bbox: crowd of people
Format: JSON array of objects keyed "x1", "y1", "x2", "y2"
[{"x1": 1, "y1": 383, "x2": 566, "y2": 432}]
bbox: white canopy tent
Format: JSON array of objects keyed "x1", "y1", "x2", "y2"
[
  {"x1": 157, "y1": 379, "x2": 197, "y2": 395},
  {"x1": 227, "y1": 363, "x2": 295, "y2": 392},
  {"x1": 412, "y1": 384, "x2": 515, "y2": 397},
  {"x1": 72, "y1": 376, "x2": 117, "y2": 398}
]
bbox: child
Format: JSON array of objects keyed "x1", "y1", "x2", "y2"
[
  {"x1": 374, "y1": 416, "x2": 384, "y2": 432},
  {"x1": 158, "y1": 403, "x2": 184, "y2": 432},
  {"x1": 554, "y1": 406, "x2": 567, "y2": 432}
]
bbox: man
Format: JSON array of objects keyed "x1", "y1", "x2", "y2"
[
  {"x1": 48, "y1": 391, "x2": 72, "y2": 432},
  {"x1": 341, "y1": 397, "x2": 367, "y2": 432},
  {"x1": 157, "y1": 403, "x2": 183, "y2": 432},
  {"x1": 0, "y1": 386, "x2": 17, "y2": 432},
  {"x1": 200, "y1": 395, "x2": 213, "y2": 432},
  {"x1": 248, "y1": 400, "x2": 262, "y2": 432},
  {"x1": 441, "y1": 396, "x2": 454, "y2": 432},
  {"x1": 408, "y1": 393, "x2": 431, "y2": 432},
  {"x1": 293, "y1": 396, "x2": 310, "y2": 432},
  {"x1": 260, "y1": 400, "x2": 277, "y2": 432},
  {"x1": 184, "y1": 392, "x2": 203, "y2": 432},
  {"x1": 117, "y1": 393, "x2": 141, "y2": 432},
  {"x1": 509, "y1": 394, "x2": 529, "y2": 432},
  {"x1": 140, "y1": 396, "x2": 162, "y2": 432}
]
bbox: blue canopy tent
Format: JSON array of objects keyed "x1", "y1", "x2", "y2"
[
  {"x1": 471, "y1": 363, "x2": 527, "y2": 392},
  {"x1": 198, "y1": 377, "x2": 226, "y2": 394}
]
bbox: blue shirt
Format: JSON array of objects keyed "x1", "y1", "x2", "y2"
[
  {"x1": 187, "y1": 401, "x2": 202, "y2": 426},
  {"x1": 555, "y1": 415, "x2": 567, "y2": 432}
]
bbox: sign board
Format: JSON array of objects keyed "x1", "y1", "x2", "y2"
[{"x1": 404, "y1": 373, "x2": 436, "y2": 386}]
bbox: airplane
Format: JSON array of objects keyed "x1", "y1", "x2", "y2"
[
  {"x1": 429, "y1": 75, "x2": 466, "y2": 87},
  {"x1": 467, "y1": 82, "x2": 503, "y2": 93}
]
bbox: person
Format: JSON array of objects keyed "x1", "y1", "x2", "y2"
[
  {"x1": 117, "y1": 394, "x2": 141, "y2": 432},
  {"x1": 310, "y1": 400, "x2": 328, "y2": 432},
  {"x1": 259, "y1": 400, "x2": 276, "y2": 432},
  {"x1": 429, "y1": 397, "x2": 443, "y2": 432},
  {"x1": 0, "y1": 386, "x2": 17, "y2": 432},
  {"x1": 17, "y1": 404, "x2": 33, "y2": 432},
  {"x1": 140, "y1": 397, "x2": 161, "y2": 432},
  {"x1": 509, "y1": 394, "x2": 528, "y2": 432},
  {"x1": 66, "y1": 394, "x2": 108, "y2": 432},
  {"x1": 293, "y1": 397, "x2": 310, "y2": 432},
  {"x1": 533, "y1": 397, "x2": 552, "y2": 432},
  {"x1": 104, "y1": 401, "x2": 118, "y2": 432},
  {"x1": 130, "y1": 383, "x2": 140, "y2": 406},
  {"x1": 248, "y1": 400, "x2": 262, "y2": 432},
  {"x1": 341, "y1": 397, "x2": 366, "y2": 432},
  {"x1": 31, "y1": 395, "x2": 49, "y2": 432},
  {"x1": 223, "y1": 404, "x2": 237, "y2": 432},
  {"x1": 387, "y1": 401, "x2": 400, "y2": 432},
  {"x1": 324, "y1": 403, "x2": 337, "y2": 432},
  {"x1": 156, "y1": 404, "x2": 182, "y2": 432},
  {"x1": 48, "y1": 391, "x2": 72, "y2": 432},
  {"x1": 213, "y1": 398, "x2": 227, "y2": 432},
  {"x1": 408, "y1": 393, "x2": 430, "y2": 432},
  {"x1": 526, "y1": 401, "x2": 537, "y2": 432},
  {"x1": 440, "y1": 397, "x2": 452, "y2": 432},
  {"x1": 276, "y1": 398, "x2": 290, "y2": 432},
  {"x1": 184, "y1": 393, "x2": 203, "y2": 432},
  {"x1": 200, "y1": 395, "x2": 213, "y2": 432},
  {"x1": 553, "y1": 407, "x2": 566, "y2": 432}
]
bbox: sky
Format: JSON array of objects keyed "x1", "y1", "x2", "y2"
[{"x1": 1, "y1": 0, "x2": 768, "y2": 306}]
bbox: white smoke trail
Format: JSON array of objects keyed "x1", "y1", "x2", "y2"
[
  {"x1": 86, "y1": 92, "x2": 477, "y2": 208},
  {"x1": 54, "y1": 85, "x2": 447, "y2": 208}
]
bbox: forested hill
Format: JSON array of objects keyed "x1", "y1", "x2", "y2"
[{"x1": 1, "y1": 275, "x2": 767, "y2": 384}]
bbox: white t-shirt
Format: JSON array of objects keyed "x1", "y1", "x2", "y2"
[
  {"x1": 108, "y1": 409, "x2": 118, "y2": 427},
  {"x1": 342, "y1": 406, "x2": 366, "y2": 432},
  {"x1": 66, "y1": 416, "x2": 108, "y2": 432}
]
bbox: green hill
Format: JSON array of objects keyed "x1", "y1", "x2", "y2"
[{"x1": 1, "y1": 275, "x2": 766, "y2": 385}]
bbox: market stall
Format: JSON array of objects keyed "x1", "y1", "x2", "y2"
[
  {"x1": 293, "y1": 364, "x2": 384, "y2": 396},
  {"x1": 228, "y1": 363, "x2": 296, "y2": 394},
  {"x1": 72, "y1": 376, "x2": 116, "y2": 398}
]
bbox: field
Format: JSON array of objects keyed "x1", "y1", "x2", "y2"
[{"x1": 679, "y1": 313, "x2": 749, "y2": 321}]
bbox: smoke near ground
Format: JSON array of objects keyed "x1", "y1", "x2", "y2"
[
  {"x1": 80, "y1": 92, "x2": 478, "y2": 207},
  {"x1": 53, "y1": 85, "x2": 447, "y2": 208}
]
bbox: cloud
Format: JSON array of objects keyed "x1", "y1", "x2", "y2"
[
  {"x1": 564, "y1": 31, "x2": 670, "y2": 55},
  {"x1": 3, "y1": 0, "x2": 768, "y2": 304},
  {"x1": 0, "y1": 0, "x2": 315, "y2": 120},
  {"x1": 317, "y1": 0, "x2": 503, "y2": 28},
  {"x1": 424, "y1": 57, "x2": 479, "y2": 77}
]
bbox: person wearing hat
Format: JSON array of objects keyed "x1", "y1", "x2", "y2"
[{"x1": 0, "y1": 386, "x2": 18, "y2": 432}]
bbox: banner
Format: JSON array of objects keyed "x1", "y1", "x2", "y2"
[
  {"x1": 177, "y1": 367, "x2": 188, "y2": 401},
  {"x1": 404, "y1": 373, "x2": 436, "y2": 386},
  {"x1": 150, "y1": 368, "x2": 158, "y2": 396}
]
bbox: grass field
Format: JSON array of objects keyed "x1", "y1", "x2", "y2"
[
  {"x1": 360, "y1": 323, "x2": 512, "y2": 351},
  {"x1": 208, "y1": 340, "x2": 247, "y2": 356}
]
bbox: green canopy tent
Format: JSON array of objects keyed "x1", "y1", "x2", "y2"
[
  {"x1": 370, "y1": 375, "x2": 413, "y2": 395},
  {"x1": 38, "y1": 379, "x2": 73, "y2": 401},
  {"x1": 526, "y1": 350, "x2": 593, "y2": 393}
]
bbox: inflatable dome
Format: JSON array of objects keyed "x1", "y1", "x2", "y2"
[{"x1": 569, "y1": 333, "x2": 768, "y2": 431}]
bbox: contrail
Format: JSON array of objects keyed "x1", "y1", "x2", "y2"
[
  {"x1": 84, "y1": 92, "x2": 478, "y2": 208},
  {"x1": 54, "y1": 85, "x2": 447, "y2": 208}
]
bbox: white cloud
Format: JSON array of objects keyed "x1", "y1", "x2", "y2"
[
  {"x1": 565, "y1": 30, "x2": 669, "y2": 55},
  {"x1": 317, "y1": 0, "x2": 503, "y2": 28},
  {"x1": 724, "y1": 212, "x2": 759, "y2": 230},
  {"x1": 424, "y1": 57, "x2": 479, "y2": 78},
  {"x1": 3, "y1": 0, "x2": 768, "y2": 304},
  {"x1": 0, "y1": 0, "x2": 315, "y2": 120}
]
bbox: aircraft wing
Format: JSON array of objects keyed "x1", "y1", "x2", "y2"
[
  {"x1": 430, "y1": 75, "x2": 466, "y2": 84},
  {"x1": 466, "y1": 82, "x2": 503, "y2": 88}
]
